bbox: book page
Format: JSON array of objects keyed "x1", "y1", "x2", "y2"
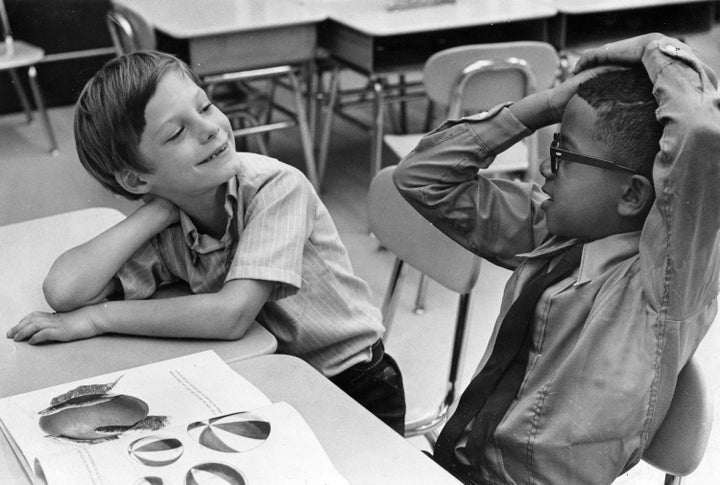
[
  {"x1": 0, "y1": 351, "x2": 270, "y2": 483},
  {"x1": 37, "y1": 402, "x2": 348, "y2": 485}
]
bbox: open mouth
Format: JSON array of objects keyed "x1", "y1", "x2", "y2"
[{"x1": 198, "y1": 142, "x2": 228, "y2": 165}]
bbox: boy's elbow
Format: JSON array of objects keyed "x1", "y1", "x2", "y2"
[
  {"x1": 217, "y1": 309, "x2": 254, "y2": 340},
  {"x1": 222, "y1": 318, "x2": 252, "y2": 340},
  {"x1": 42, "y1": 275, "x2": 78, "y2": 312},
  {"x1": 392, "y1": 163, "x2": 413, "y2": 197}
]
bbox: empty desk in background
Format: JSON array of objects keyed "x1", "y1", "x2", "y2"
[
  {"x1": 113, "y1": 0, "x2": 327, "y2": 189},
  {"x1": 0, "y1": 208, "x2": 277, "y2": 399},
  {"x1": 549, "y1": 0, "x2": 717, "y2": 49},
  {"x1": 315, "y1": 0, "x2": 557, "y2": 181}
]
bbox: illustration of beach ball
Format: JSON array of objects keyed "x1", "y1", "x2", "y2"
[
  {"x1": 185, "y1": 462, "x2": 246, "y2": 485},
  {"x1": 134, "y1": 478, "x2": 166, "y2": 485},
  {"x1": 128, "y1": 436, "x2": 184, "y2": 466},
  {"x1": 187, "y1": 411, "x2": 270, "y2": 453}
]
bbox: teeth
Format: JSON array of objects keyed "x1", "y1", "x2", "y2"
[{"x1": 202, "y1": 144, "x2": 225, "y2": 163}]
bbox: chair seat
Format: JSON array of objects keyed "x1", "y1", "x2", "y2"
[
  {"x1": 384, "y1": 133, "x2": 530, "y2": 174},
  {"x1": 0, "y1": 41, "x2": 45, "y2": 70}
]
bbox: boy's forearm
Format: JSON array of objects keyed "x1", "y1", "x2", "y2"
[
  {"x1": 43, "y1": 203, "x2": 176, "y2": 312},
  {"x1": 90, "y1": 279, "x2": 272, "y2": 340},
  {"x1": 507, "y1": 92, "x2": 556, "y2": 132}
]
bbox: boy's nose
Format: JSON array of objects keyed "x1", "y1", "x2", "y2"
[
  {"x1": 539, "y1": 157, "x2": 553, "y2": 179},
  {"x1": 200, "y1": 123, "x2": 220, "y2": 143}
]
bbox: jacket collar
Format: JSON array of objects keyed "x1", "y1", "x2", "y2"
[{"x1": 518, "y1": 231, "x2": 641, "y2": 285}]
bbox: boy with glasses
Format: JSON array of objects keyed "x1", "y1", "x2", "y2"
[{"x1": 394, "y1": 33, "x2": 720, "y2": 484}]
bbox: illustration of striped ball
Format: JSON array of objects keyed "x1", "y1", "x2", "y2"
[
  {"x1": 128, "y1": 436, "x2": 184, "y2": 466},
  {"x1": 187, "y1": 411, "x2": 270, "y2": 453},
  {"x1": 134, "y1": 477, "x2": 166, "y2": 485},
  {"x1": 185, "y1": 462, "x2": 246, "y2": 485}
]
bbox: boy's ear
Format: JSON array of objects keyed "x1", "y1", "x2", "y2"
[
  {"x1": 114, "y1": 169, "x2": 152, "y2": 195},
  {"x1": 617, "y1": 174, "x2": 654, "y2": 218}
]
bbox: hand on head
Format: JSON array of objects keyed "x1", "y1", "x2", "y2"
[
  {"x1": 573, "y1": 33, "x2": 717, "y2": 87},
  {"x1": 544, "y1": 65, "x2": 626, "y2": 125}
]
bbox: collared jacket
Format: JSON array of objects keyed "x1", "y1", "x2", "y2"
[{"x1": 394, "y1": 43, "x2": 720, "y2": 484}]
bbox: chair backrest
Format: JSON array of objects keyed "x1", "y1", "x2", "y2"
[
  {"x1": 423, "y1": 41, "x2": 560, "y2": 117},
  {"x1": 368, "y1": 166, "x2": 480, "y2": 294},
  {"x1": 106, "y1": 5, "x2": 156, "y2": 55},
  {"x1": 642, "y1": 356, "x2": 714, "y2": 477}
]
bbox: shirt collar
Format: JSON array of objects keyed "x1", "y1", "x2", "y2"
[
  {"x1": 518, "y1": 231, "x2": 641, "y2": 285},
  {"x1": 179, "y1": 176, "x2": 238, "y2": 255}
]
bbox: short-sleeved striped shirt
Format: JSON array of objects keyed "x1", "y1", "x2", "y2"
[{"x1": 116, "y1": 153, "x2": 384, "y2": 376}]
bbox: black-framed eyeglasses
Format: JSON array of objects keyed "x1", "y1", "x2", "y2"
[{"x1": 550, "y1": 133, "x2": 638, "y2": 174}]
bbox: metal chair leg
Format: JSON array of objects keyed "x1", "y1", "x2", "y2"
[
  {"x1": 27, "y1": 66, "x2": 58, "y2": 155},
  {"x1": 413, "y1": 274, "x2": 429, "y2": 314},
  {"x1": 664, "y1": 475, "x2": 682, "y2": 485},
  {"x1": 381, "y1": 258, "x2": 404, "y2": 339}
]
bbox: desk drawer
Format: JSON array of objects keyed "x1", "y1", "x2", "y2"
[
  {"x1": 321, "y1": 19, "x2": 548, "y2": 75},
  {"x1": 188, "y1": 24, "x2": 317, "y2": 75}
]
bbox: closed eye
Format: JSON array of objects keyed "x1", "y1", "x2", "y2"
[
  {"x1": 200, "y1": 102, "x2": 213, "y2": 113},
  {"x1": 166, "y1": 127, "x2": 184, "y2": 142}
]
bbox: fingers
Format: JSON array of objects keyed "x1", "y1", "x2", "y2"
[
  {"x1": 7, "y1": 311, "x2": 59, "y2": 344},
  {"x1": 573, "y1": 33, "x2": 666, "y2": 74}
]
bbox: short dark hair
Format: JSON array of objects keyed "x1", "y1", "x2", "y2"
[
  {"x1": 74, "y1": 50, "x2": 199, "y2": 199},
  {"x1": 576, "y1": 67, "x2": 662, "y2": 178}
]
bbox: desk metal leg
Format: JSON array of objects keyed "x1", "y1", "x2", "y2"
[
  {"x1": 317, "y1": 65, "x2": 339, "y2": 183},
  {"x1": 27, "y1": 66, "x2": 58, "y2": 155},
  {"x1": 288, "y1": 69, "x2": 320, "y2": 191},
  {"x1": 9, "y1": 68, "x2": 33, "y2": 124}
]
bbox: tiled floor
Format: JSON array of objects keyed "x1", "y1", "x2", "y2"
[{"x1": 3, "y1": 27, "x2": 720, "y2": 484}]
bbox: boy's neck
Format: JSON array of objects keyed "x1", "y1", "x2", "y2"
[{"x1": 173, "y1": 184, "x2": 229, "y2": 239}]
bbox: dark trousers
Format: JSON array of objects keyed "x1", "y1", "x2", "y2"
[{"x1": 330, "y1": 340, "x2": 406, "y2": 435}]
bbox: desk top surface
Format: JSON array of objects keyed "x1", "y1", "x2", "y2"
[
  {"x1": 114, "y1": 0, "x2": 327, "y2": 39},
  {"x1": 314, "y1": 0, "x2": 557, "y2": 36},
  {"x1": 552, "y1": 0, "x2": 712, "y2": 14},
  {"x1": 0, "y1": 354, "x2": 460, "y2": 483},
  {"x1": 0, "y1": 208, "x2": 277, "y2": 399},
  {"x1": 235, "y1": 355, "x2": 461, "y2": 483}
]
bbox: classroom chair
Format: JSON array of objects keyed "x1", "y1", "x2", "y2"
[
  {"x1": 384, "y1": 41, "x2": 561, "y2": 183},
  {"x1": 368, "y1": 165, "x2": 481, "y2": 440},
  {"x1": 0, "y1": 0, "x2": 58, "y2": 154},
  {"x1": 381, "y1": 41, "x2": 560, "y2": 313},
  {"x1": 640, "y1": 356, "x2": 713, "y2": 484},
  {"x1": 106, "y1": 5, "x2": 320, "y2": 190}
]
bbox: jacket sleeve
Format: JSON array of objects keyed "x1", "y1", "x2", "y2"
[
  {"x1": 639, "y1": 43, "x2": 720, "y2": 318},
  {"x1": 393, "y1": 105, "x2": 550, "y2": 270}
]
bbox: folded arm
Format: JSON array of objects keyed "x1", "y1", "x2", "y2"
[
  {"x1": 393, "y1": 67, "x2": 612, "y2": 266},
  {"x1": 42, "y1": 199, "x2": 179, "y2": 312},
  {"x1": 578, "y1": 34, "x2": 720, "y2": 317},
  {"x1": 8, "y1": 277, "x2": 273, "y2": 344}
]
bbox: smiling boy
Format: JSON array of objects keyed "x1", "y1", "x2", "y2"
[
  {"x1": 7, "y1": 51, "x2": 405, "y2": 433},
  {"x1": 394, "y1": 34, "x2": 720, "y2": 483}
]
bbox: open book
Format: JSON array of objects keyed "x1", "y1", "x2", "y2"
[{"x1": 0, "y1": 351, "x2": 348, "y2": 485}]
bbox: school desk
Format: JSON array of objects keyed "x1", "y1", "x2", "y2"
[
  {"x1": 0, "y1": 354, "x2": 461, "y2": 484},
  {"x1": 314, "y1": 0, "x2": 557, "y2": 182},
  {"x1": 549, "y1": 0, "x2": 717, "y2": 49},
  {"x1": 0, "y1": 207, "x2": 277, "y2": 399},
  {"x1": 112, "y1": 0, "x2": 325, "y2": 189}
]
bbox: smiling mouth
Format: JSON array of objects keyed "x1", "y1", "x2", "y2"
[{"x1": 198, "y1": 142, "x2": 228, "y2": 165}]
